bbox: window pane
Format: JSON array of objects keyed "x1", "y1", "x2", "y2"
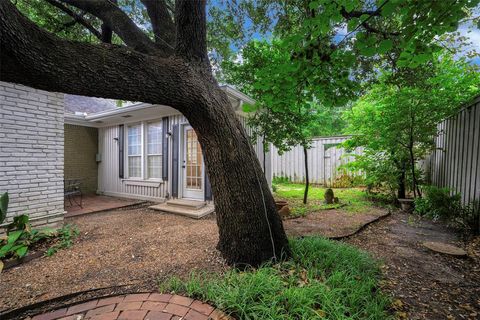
[
  {"x1": 148, "y1": 155, "x2": 162, "y2": 179},
  {"x1": 128, "y1": 125, "x2": 141, "y2": 156},
  {"x1": 147, "y1": 122, "x2": 162, "y2": 155},
  {"x1": 128, "y1": 156, "x2": 141, "y2": 177}
]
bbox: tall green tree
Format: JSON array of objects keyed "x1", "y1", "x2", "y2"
[
  {"x1": 343, "y1": 54, "x2": 480, "y2": 198},
  {"x1": 222, "y1": 40, "x2": 349, "y2": 204}
]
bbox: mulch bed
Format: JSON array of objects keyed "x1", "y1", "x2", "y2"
[
  {"x1": 283, "y1": 207, "x2": 389, "y2": 239},
  {"x1": 345, "y1": 212, "x2": 480, "y2": 320}
]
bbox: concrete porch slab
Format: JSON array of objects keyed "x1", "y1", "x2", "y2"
[
  {"x1": 166, "y1": 199, "x2": 207, "y2": 209},
  {"x1": 149, "y1": 202, "x2": 214, "y2": 219},
  {"x1": 66, "y1": 195, "x2": 145, "y2": 218}
]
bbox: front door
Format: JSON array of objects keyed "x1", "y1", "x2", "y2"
[{"x1": 182, "y1": 125, "x2": 204, "y2": 199}]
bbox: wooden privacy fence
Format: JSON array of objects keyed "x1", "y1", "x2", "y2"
[
  {"x1": 424, "y1": 96, "x2": 480, "y2": 205},
  {"x1": 271, "y1": 136, "x2": 363, "y2": 186}
]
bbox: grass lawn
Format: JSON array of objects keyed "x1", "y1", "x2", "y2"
[
  {"x1": 274, "y1": 182, "x2": 383, "y2": 216},
  {"x1": 160, "y1": 237, "x2": 391, "y2": 320}
]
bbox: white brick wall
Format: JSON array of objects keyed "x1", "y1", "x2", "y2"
[{"x1": 0, "y1": 81, "x2": 65, "y2": 229}]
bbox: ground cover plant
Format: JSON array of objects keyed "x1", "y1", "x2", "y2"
[
  {"x1": 0, "y1": 192, "x2": 79, "y2": 272},
  {"x1": 273, "y1": 181, "x2": 386, "y2": 217},
  {"x1": 160, "y1": 237, "x2": 391, "y2": 320},
  {"x1": 414, "y1": 186, "x2": 480, "y2": 234}
]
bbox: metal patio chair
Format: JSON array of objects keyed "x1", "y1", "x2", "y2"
[{"x1": 64, "y1": 179, "x2": 83, "y2": 208}]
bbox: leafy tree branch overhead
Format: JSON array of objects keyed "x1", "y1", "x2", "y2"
[{"x1": 0, "y1": 0, "x2": 290, "y2": 266}]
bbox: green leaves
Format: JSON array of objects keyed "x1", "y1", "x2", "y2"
[
  {"x1": 7, "y1": 230, "x2": 23, "y2": 244},
  {"x1": 380, "y1": 0, "x2": 404, "y2": 17},
  {"x1": 378, "y1": 39, "x2": 393, "y2": 54},
  {"x1": 343, "y1": 53, "x2": 480, "y2": 195},
  {"x1": 14, "y1": 245, "x2": 28, "y2": 258}
]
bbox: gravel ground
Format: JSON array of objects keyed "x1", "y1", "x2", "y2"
[
  {"x1": 0, "y1": 204, "x2": 391, "y2": 314},
  {"x1": 0, "y1": 206, "x2": 227, "y2": 313},
  {"x1": 8, "y1": 203, "x2": 473, "y2": 320}
]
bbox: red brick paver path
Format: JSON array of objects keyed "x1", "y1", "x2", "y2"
[{"x1": 30, "y1": 293, "x2": 233, "y2": 320}]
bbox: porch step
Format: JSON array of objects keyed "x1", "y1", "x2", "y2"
[
  {"x1": 149, "y1": 202, "x2": 214, "y2": 219},
  {"x1": 166, "y1": 199, "x2": 207, "y2": 209}
]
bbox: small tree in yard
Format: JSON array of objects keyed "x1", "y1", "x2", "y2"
[
  {"x1": 222, "y1": 40, "x2": 344, "y2": 204},
  {"x1": 344, "y1": 54, "x2": 480, "y2": 198}
]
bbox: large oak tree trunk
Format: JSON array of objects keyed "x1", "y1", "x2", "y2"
[
  {"x1": 0, "y1": 0, "x2": 290, "y2": 266},
  {"x1": 185, "y1": 86, "x2": 289, "y2": 265}
]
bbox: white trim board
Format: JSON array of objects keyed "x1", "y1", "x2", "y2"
[{"x1": 97, "y1": 190, "x2": 165, "y2": 203}]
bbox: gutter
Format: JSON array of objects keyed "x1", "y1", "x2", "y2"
[
  {"x1": 66, "y1": 85, "x2": 257, "y2": 124},
  {"x1": 64, "y1": 113, "x2": 98, "y2": 127},
  {"x1": 220, "y1": 84, "x2": 256, "y2": 106}
]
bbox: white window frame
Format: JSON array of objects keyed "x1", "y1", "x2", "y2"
[
  {"x1": 125, "y1": 120, "x2": 163, "y2": 181},
  {"x1": 145, "y1": 120, "x2": 163, "y2": 180},
  {"x1": 126, "y1": 123, "x2": 142, "y2": 179}
]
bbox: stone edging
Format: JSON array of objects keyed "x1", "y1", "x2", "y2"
[{"x1": 328, "y1": 210, "x2": 392, "y2": 240}]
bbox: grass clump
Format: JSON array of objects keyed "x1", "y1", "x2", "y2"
[
  {"x1": 274, "y1": 182, "x2": 380, "y2": 215},
  {"x1": 159, "y1": 237, "x2": 391, "y2": 320}
]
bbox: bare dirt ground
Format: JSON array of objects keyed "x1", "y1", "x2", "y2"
[
  {"x1": 0, "y1": 206, "x2": 226, "y2": 314},
  {"x1": 345, "y1": 212, "x2": 480, "y2": 320},
  {"x1": 283, "y1": 207, "x2": 389, "y2": 238}
]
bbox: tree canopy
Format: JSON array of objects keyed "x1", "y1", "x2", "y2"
[{"x1": 343, "y1": 54, "x2": 480, "y2": 197}]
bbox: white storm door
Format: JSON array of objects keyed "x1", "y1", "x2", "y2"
[{"x1": 182, "y1": 125, "x2": 204, "y2": 199}]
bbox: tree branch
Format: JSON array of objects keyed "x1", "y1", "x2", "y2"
[
  {"x1": 0, "y1": 0, "x2": 204, "y2": 111},
  {"x1": 59, "y1": 0, "x2": 167, "y2": 55},
  {"x1": 100, "y1": 0, "x2": 116, "y2": 43},
  {"x1": 140, "y1": 0, "x2": 175, "y2": 48},
  {"x1": 339, "y1": 6, "x2": 399, "y2": 37},
  {"x1": 175, "y1": 0, "x2": 209, "y2": 65},
  {"x1": 44, "y1": 0, "x2": 102, "y2": 40}
]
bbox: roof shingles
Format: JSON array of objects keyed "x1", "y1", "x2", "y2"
[{"x1": 65, "y1": 94, "x2": 117, "y2": 114}]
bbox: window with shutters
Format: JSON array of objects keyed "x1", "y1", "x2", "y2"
[{"x1": 126, "y1": 121, "x2": 162, "y2": 180}]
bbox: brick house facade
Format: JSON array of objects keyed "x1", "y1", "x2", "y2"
[{"x1": 0, "y1": 81, "x2": 65, "y2": 229}]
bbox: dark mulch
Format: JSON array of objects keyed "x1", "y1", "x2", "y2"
[{"x1": 345, "y1": 212, "x2": 480, "y2": 320}]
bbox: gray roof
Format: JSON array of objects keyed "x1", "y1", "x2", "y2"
[{"x1": 65, "y1": 94, "x2": 117, "y2": 114}]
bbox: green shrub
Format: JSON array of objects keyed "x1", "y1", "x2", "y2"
[
  {"x1": 159, "y1": 237, "x2": 391, "y2": 319},
  {"x1": 331, "y1": 173, "x2": 366, "y2": 188},
  {"x1": 273, "y1": 176, "x2": 291, "y2": 184},
  {"x1": 414, "y1": 186, "x2": 461, "y2": 220},
  {"x1": 0, "y1": 193, "x2": 78, "y2": 266},
  {"x1": 271, "y1": 184, "x2": 278, "y2": 193},
  {"x1": 457, "y1": 201, "x2": 480, "y2": 235},
  {"x1": 45, "y1": 224, "x2": 80, "y2": 256},
  {"x1": 414, "y1": 186, "x2": 480, "y2": 234},
  {"x1": 0, "y1": 214, "x2": 55, "y2": 261}
]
